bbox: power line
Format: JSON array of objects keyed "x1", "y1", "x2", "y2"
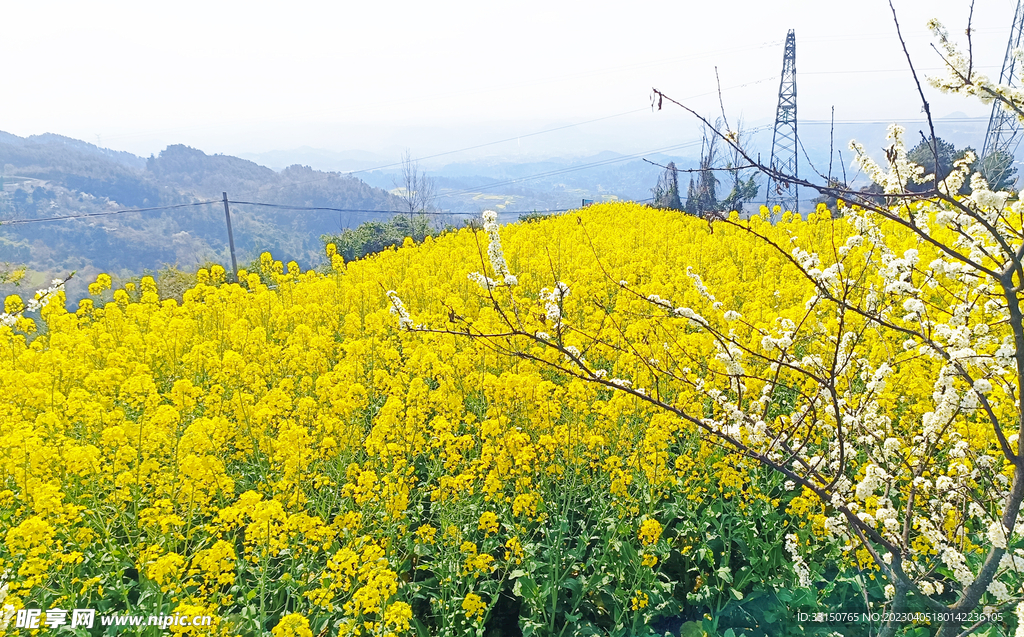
[
  {"x1": 93, "y1": 39, "x2": 789, "y2": 147},
  {"x1": 0, "y1": 200, "x2": 219, "y2": 226},
  {"x1": 240, "y1": 108, "x2": 652, "y2": 196},
  {"x1": 436, "y1": 136, "x2": 754, "y2": 200},
  {"x1": 801, "y1": 64, "x2": 999, "y2": 76},
  {"x1": 0, "y1": 129, "x2": 763, "y2": 228},
  {"x1": 0, "y1": 192, "x2": 667, "y2": 227},
  {"x1": 801, "y1": 116, "x2": 988, "y2": 125},
  {"x1": 228, "y1": 201, "x2": 481, "y2": 216},
  {"x1": 0, "y1": 200, "x2": 596, "y2": 226},
  {"x1": 249, "y1": 74, "x2": 781, "y2": 197},
  {"x1": 344, "y1": 109, "x2": 650, "y2": 176}
]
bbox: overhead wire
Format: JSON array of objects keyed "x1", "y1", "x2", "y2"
[
  {"x1": 437, "y1": 126, "x2": 772, "y2": 199},
  {"x1": 95, "y1": 37, "x2": 788, "y2": 146},
  {"x1": 0, "y1": 137, "x2": 702, "y2": 226},
  {"x1": 0, "y1": 200, "x2": 220, "y2": 226},
  {"x1": 3, "y1": 29, "x2": 1005, "y2": 228},
  {"x1": 343, "y1": 108, "x2": 649, "y2": 176},
  {"x1": 228, "y1": 202, "x2": 570, "y2": 217},
  {"x1": 249, "y1": 74, "x2": 782, "y2": 196}
]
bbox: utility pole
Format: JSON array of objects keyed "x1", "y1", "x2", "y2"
[
  {"x1": 981, "y1": 0, "x2": 1024, "y2": 190},
  {"x1": 222, "y1": 192, "x2": 238, "y2": 280},
  {"x1": 766, "y1": 29, "x2": 798, "y2": 218}
]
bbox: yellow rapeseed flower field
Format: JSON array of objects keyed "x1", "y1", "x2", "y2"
[{"x1": 0, "y1": 202, "x2": 1011, "y2": 635}]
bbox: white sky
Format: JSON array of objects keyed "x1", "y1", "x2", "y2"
[{"x1": 2, "y1": 0, "x2": 1017, "y2": 161}]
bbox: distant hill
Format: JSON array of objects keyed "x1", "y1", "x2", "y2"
[{"x1": 0, "y1": 134, "x2": 402, "y2": 302}]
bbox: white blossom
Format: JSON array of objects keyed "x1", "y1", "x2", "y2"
[
  {"x1": 385, "y1": 291, "x2": 413, "y2": 329},
  {"x1": 785, "y1": 534, "x2": 811, "y2": 587},
  {"x1": 988, "y1": 520, "x2": 1009, "y2": 550},
  {"x1": 471, "y1": 210, "x2": 517, "y2": 287}
]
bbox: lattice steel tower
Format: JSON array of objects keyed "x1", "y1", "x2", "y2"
[
  {"x1": 981, "y1": 0, "x2": 1024, "y2": 190},
  {"x1": 766, "y1": 30, "x2": 798, "y2": 216}
]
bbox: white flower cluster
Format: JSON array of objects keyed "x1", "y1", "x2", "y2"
[
  {"x1": 995, "y1": 341, "x2": 1016, "y2": 369},
  {"x1": 760, "y1": 318, "x2": 795, "y2": 352},
  {"x1": 483, "y1": 210, "x2": 516, "y2": 285},
  {"x1": 673, "y1": 306, "x2": 707, "y2": 327},
  {"x1": 686, "y1": 267, "x2": 720, "y2": 308},
  {"x1": 850, "y1": 124, "x2": 925, "y2": 195},
  {"x1": 901, "y1": 297, "x2": 926, "y2": 323},
  {"x1": 385, "y1": 290, "x2": 413, "y2": 330},
  {"x1": 714, "y1": 342, "x2": 744, "y2": 378},
  {"x1": 539, "y1": 282, "x2": 570, "y2": 329},
  {"x1": 988, "y1": 520, "x2": 1009, "y2": 550},
  {"x1": 940, "y1": 545, "x2": 975, "y2": 587},
  {"x1": 467, "y1": 272, "x2": 499, "y2": 288},
  {"x1": 921, "y1": 366, "x2": 959, "y2": 445},
  {"x1": 999, "y1": 550, "x2": 1024, "y2": 573},
  {"x1": 879, "y1": 248, "x2": 920, "y2": 296},
  {"x1": 0, "y1": 279, "x2": 67, "y2": 327},
  {"x1": 855, "y1": 464, "x2": 887, "y2": 501},
  {"x1": 987, "y1": 578, "x2": 1012, "y2": 603},
  {"x1": 469, "y1": 210, "x2": 517, "y2": 289},
  {"x1": 784, "y1": 534, "x2": 811, "y2": 587},
  {"x1": 646, "y1": 294, "x2": 673, "y2": 310},
  {"x1": 792, "y1": 247, "x2": 820, "y2": 273},
  {"x1": 836, "y1": 233, "x2": 863, "y2": 258},
  {"x1": 927, "y1": 19, "x2": 1024, "y2": 134}
]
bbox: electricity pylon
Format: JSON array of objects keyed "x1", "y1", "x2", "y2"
[
  {"x1": 766, "y1": 29, "x2": 798, "y2": 216},
  {"x1": 981, "y1": 0, "x2": 1024, "y2": 190}
]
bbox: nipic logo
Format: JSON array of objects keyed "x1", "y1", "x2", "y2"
[{"x1": 11, "y1": 608, "x2": 212, "y2": 630}]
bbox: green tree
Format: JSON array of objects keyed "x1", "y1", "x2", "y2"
[
  {"x1": 977, "y1": 149, "x2": 1018, "y2": 193},
  {"x1": 651, "y1": 162, "x2": 682, "y2": 210},
  {"x1": 321, "y1": 215, "x2": 436, "y2": 262},
  {"x1": 718, "y1": 172, "x2": 758, "y2": 215},
  {"x1": 906, "y1": 135, "x2": 975, "y2": 194}
]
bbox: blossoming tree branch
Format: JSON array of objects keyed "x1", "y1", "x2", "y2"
[{"x1": 386, "y1": 7, "x2": 1024, "y2": 636}]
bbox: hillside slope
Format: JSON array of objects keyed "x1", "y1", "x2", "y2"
[{"x1": 0, "y1": 134, "x2": 402, "y2": 298}]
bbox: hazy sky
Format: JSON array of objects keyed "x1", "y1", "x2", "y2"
[{"x1": 3, "y1": 0, "x2": 1017, "y2": 161}]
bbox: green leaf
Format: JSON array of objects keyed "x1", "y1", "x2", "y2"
[
  {"x1": 518, "y1": 576, "x2": 540, "y2": 599},
  {"x1": 412, "y1": 618, "x2": 432, "y2": 637},
  {"x1": 679, "y1": 621, "x2": 704, "y2": 637},
  {"x1": 564, "y1": 578, "x2": 583, "y2": 599}
]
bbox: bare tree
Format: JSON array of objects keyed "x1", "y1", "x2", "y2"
[
  {"x1": 391, "y1": 150, "x2": 436, "y2": 242},
  {"x1": 395, "y1": 150, "x2": 435, "y2": 215}
]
